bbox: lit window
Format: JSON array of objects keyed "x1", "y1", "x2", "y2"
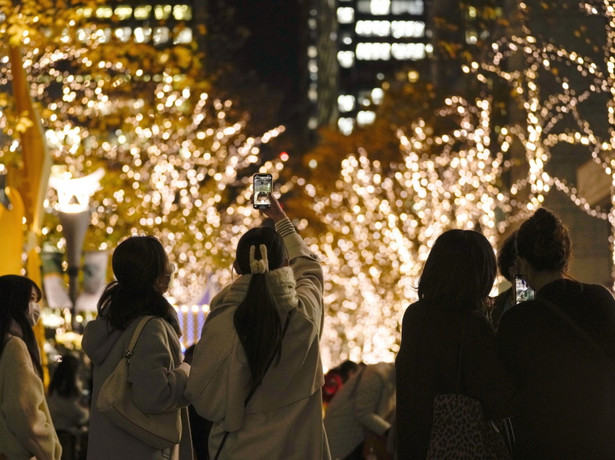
[
  {"x1": 308, "y1": 117, "x2": 318, "y2": 130},
  {"x1": 154, "y1": 5, "x2": 172, "y2": 20},
  {"x1": 337, "y1": 7, "x2": 354, "y2": 24},
  {"x1": 465, "y1": 30, "x2": 478, "y2": 44},
  {"x1": 114, "y1": 6, "x2": 133, "y2": 20},
  {"x1": 356, "y1": 43, "x2": 391, "y2": 60},
  {"x1": 370, "y1": 0, "x2": 391, "y2": 15},
  {"x1": 391, "y1": 21, "x2": 425, "y2": 38},
  {"x1": 77, "y1": 28, "x2": 91, "y2": 42},
  {"x1": 338, "y1": 117, "x2": 355, "y2": 135},
  {"x1": 467, "y1": 6, "x2": 477, "y2": 18},
  {"x1": 174, "y1": 28, "x2": 192, "y2": 44},
  {"x1": 337, "y1": 50, "x2": 355, "y2": 68},
  {"x1": 134, "y1": 27, "x2": 152, "y2": 43},
  {"x1": 355, "y1": 20, "x2": 390, "y2": 37},
  {"x1": 391, "y1": 0, "x2": 424, "y2": 15},
  {"x1": 114, "y1": 27, "x2": 132, "y2": 42},
  {"x1": 153, "y1": 27, "x2": 170, "y2": 45},
  {"x1": 357, "y1": 110, "x2": 376, "y2": 126},
  {"x1": 174, "y1": 5, "x2": 192, "y2": 20},
  {"x1": 338, "y1": 94, "x2": 356, "y2": 112},
  {"x1": 308, "y1": 86, "x2": 318, "y2": 101},
  {"x1": 391, "y1": 42, "x2": 425, "y2": 60},
  {"x1": 134, "y1": 6, "x2": 152, "y2": 19},
  {"x1": 77, "y1": 7, "x2": 93, "y2": 18},
  {"x1": 407, "y1": 70, "x2": 419, "y2": 82},
  {"x1": 95, "y1": 6, "x2": 113, "y2": 18},
  {"x1": 308, "y1": 45, "x2": 317, "y2": 58},
  {"x1": 93, "y1": 28, "x2": 111, "y2": 43},
  {"x1": 308, "y1": 59, "x2": 318, "y2": 74},
  {"x1": 371, "y1": 88, "x2": 384, "y2": 104}
]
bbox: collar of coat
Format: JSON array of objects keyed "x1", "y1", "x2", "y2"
[{"x1": 207, "y1": 266, "x2": 297, "y2": 321}]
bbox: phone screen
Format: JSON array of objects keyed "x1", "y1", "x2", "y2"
[
  {"x1": 253, "y1": 174, "x2": 272, "y2": 209},
  {"x1": 514, "y1": 275, "x2": 534, "y2": 304}
]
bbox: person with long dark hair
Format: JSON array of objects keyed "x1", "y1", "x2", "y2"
[
  {"x1": 498, "y1": 208, "x2": 615, "y2": 458},
  {"x1": 0, "y1": 274, "x2": 62, "y2": 459},
  {"x1": 395, "y1": 230, "x2": 518, "y2": 459},
  {"x1": 82, "y1": 236, "x2": 192, "y2": 459},
  {"x1": 47, "y1": 353, "x2": 89, "y2": 455},
  {"x1": 186, "y1": 196, "x2": 330, "y2": 459}
]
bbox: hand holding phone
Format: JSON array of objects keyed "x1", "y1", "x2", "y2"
[
  {"x1": 253, "y1": 174, "x2": 272, "y2": 209},
  {"x1": 514, "y1": 274, "x2": 534, "y2": 304}
]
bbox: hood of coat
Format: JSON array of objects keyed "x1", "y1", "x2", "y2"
[
  {"x1": 208, "y1": 266, "x2": 297, "y2": 319},
  {"x1": 82, "y1": 317, "x2": 123, "y2": 366}
]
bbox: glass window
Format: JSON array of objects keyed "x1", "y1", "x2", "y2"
[
  {"x1": 154, "y1": 5, "x2": 172, "y2": 20},
  {"x1": 391, "y1": 0, "x2": 424, "y2": 15},
  {"x1": 338, "y1": 94, "x2": 356, "y2": 112},
  {"x1": 174, "y1": 5, "x2": 192, "y2": 20},
  {"x1": 338, "y1": 117, "x2": 355, "y2": 135},
  {"x1": 95, "y1": 6, "x2": 113, "y2": 18},
  {"x1": 357, "y1": 110, "x2": 376, "y2": 126},
  {"x1": 356, "y1": 42, "x2": 391, "y2": 60},
  {"x1": 153, "y1": 27, "x2": 170, "y2": 45},
  {"x1": 370, "y1": 0, "x2": 391, "y2": 15},
  {"x1": 134, "y1": 5, "x2": 152, "y2": 19},
  {"x1": 337, "y1": 7, "x2": 354, "y2": 24},
  {"x1": 114, "y1": 27, "x2": 132, "y2": 42},
  {"x1": 134, "y1": 27, "x2": 152, "y2": 43},
  {"x1": 391, "y1": 20, "x2": 424, "y2": 38},
  {"x1": 371, "y1": 88, "x2": 384, "y2": 104},
  {"x1": 174, "y1": 28, "x2": 192, "y2": 44},
  {"x1": 337, "y1": 50, "x2": 355, "y2": 68},
  {"x1": 114, "y1": 6, "x2": 133, "y2": 20},
  {"x1": 391, "y1": 42, "x2": 425, "y2": 60},
  {"x1": 355, "y1": 20, "x2": 391, "y2": 37}
]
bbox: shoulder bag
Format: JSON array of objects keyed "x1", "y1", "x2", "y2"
[
  {"x1": 96, "y1": 316, "x2": 181, "y2": 449},
  {"x1": 426, "y1": 317, "x2": 511, "y2": 459}
]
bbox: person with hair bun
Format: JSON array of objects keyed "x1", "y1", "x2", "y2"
[
  {"x1": 186, "y1": 195, "x2": 330, "y2": 459},
  {"x1": 498, "y1": 208, "x2": 615, "y2": 458}
]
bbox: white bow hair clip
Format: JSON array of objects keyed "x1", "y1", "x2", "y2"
[{"x1": 249, "y1": 244, "x2": 269, "y2": 274}]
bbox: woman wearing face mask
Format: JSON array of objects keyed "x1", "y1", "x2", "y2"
[{"x1": 0, "y1": 274, "x2": 62, "y2": 460}]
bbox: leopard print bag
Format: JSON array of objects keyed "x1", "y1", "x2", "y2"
[
  {"x1": 426, "y1": 392, "x2": 511, "y2": 459},
  {"x1": 426, "y1": 316, "x2": 512, "y2": 459}
]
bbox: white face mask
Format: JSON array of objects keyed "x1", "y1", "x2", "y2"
[{"x1": 27, "y1": 301, "x2": 41, "y2": 327}]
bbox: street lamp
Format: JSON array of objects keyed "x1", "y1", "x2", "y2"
[{"x1": 49, "y1": 168, "x2": 104, "y2": 326}]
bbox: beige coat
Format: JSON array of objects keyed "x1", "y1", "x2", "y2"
[
  {"x1": 82, "y1": 316, "x2": 192, "y2": 460},
  {"x1": 324, "y1": 363, "x2": 396, "y2": 459},
  {"x1": 0, "y1": 336, "x2": 62, "y2": 460},
  {"x1": 186, "y1": 222, "x2": 331, "y2": 460}
]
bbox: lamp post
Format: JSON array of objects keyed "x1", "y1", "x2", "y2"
[{"x1": 49, "y1": 168, "x2": 104, "y2": 327}]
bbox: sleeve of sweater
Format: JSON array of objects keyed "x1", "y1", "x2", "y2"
[
  {"x1": 128, "y1": 318, "x2": 190, "y2": 414},
  {"x1": 2, "y1": 338, "x2": 62, "y2": 460},
  {"x1": 275, "y1": 218, "x2": 324, "y2": 334}
]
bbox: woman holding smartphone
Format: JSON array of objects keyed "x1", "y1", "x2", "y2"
[{"x1": 186, "y1": 195, "x2": 330, "y2": 459}]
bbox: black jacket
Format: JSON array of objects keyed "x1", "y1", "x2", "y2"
[
  {"x1": 498, "y1": 279, "x2": 615, "y2": 459},
  {"x1": 396, "y1": 299, "x2": 518, "y2": 459}
]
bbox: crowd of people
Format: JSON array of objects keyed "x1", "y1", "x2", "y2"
[{"x1": 1, "y1": 196, "x2": 615, "y2": 460}]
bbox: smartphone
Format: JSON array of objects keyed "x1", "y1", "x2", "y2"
[
  {"x1": 253, "y1": 174, "x2": 272, "y2": 209},
  {"x1": 514, "y1": 274, "x2": 534, "y2": 304}
]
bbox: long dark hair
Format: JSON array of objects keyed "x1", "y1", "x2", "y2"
[
  {"x1": 49, "y1": 353, "x2": 81, "y2": 399},
  {"x1": 418, "y1": 229, "x2": 496, "y2": 311},
  {"x1": 97, "y1": 236, "x2": 180, "y2": 334},
  {"x1": 0, "y1": 275, "x2": 44, "y2": 378},
  {"x1": 233, "y1": 226, "x2": 287, "y2": 392}
]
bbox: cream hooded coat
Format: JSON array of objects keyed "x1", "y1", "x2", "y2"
[{"x1": 186, "y1": 219, "x2": 331, "y2": 460}]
